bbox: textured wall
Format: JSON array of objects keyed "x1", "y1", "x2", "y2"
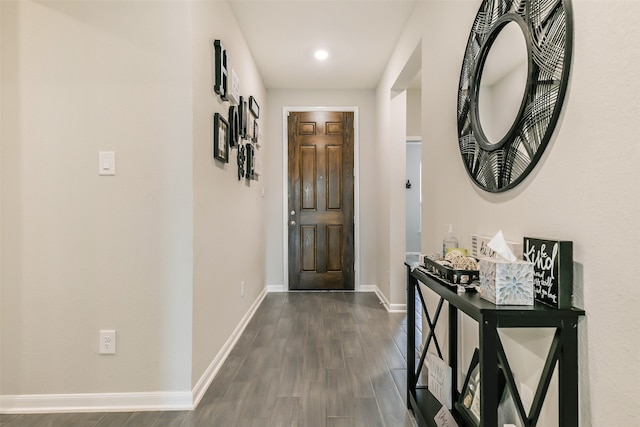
[{"x1": 378, "y1": 0, "x2": 640, "y2": 424}]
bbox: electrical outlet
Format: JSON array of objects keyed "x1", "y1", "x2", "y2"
[
  {"x1": 99, "y1": 330, "x2": 116, "y2": 354},
  {"x1": 241, "y1": 281, "x2": 245, "y2": 297}
]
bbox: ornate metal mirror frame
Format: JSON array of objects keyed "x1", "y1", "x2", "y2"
[{"x1": 457, "y1": 0, "x2": 573, "y2": 192}]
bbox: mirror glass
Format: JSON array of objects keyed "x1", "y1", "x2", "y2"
[{"x1": 478, "y1": 21, "x2": 528, "y2": 145}]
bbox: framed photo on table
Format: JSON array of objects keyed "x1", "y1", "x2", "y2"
[
  {"x1": 457, "y1": 348, "x2": 507, "y2": 426},
  {"x1": 213, "y1": 113, "x2": 229, "y2": 163},
  {"x1": 459, "y1": 349, "x2": 482, "y2": 423}
]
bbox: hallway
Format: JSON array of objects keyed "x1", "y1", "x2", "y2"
[{"x1": 1, "y1": 292, "x2": 416, "y2": 426}]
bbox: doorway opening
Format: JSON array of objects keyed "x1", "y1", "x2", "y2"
[
  {"x1": 282, "y1": 107, "x2": 360, "y2": 291},
  {"x1": 406, "y1": 138, "x2": 422, "y2": 263}
]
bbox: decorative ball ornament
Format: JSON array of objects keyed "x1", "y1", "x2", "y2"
[{"x1": 457, "y1": 0, "x2": 573, "y2": 192}]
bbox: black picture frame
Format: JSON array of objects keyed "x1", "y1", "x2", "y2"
[
  {"x1": 239, "y1": 96, "x2": 248, "y2": 139},
  {"x1": 523, "y1": 237, "x2": 574, "y2": 309},
  {"x1": 459, "y1": 349, "x2": 482, "y2": 424},
  {"x1": 213, "y1": 40, "x2": 228, "y2": 101},
  {"x1": 456, "y1": 348, "x2": 507, "y2": 426},
  {"x1": 249, "y1": 96, "x2": 260, "y2": 118},
  {"x1": 245, "y1": 143, "x2": 255, "y2": 180},
  {"x1": 213, "y1": 113, "x2": 229, "y2": 163},
  {"x1": 252, "y1": 119, "x2": 259, "y2": 145},
  {"x1": 228, "y1": 105, "x2": 239, "y2": 147}
]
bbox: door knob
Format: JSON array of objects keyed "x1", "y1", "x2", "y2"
[
  {"x1": 291, "y1": 210, "x2": 296, "y2": 216},
  {"x1": 290, "y1": 220, "x2": 296, "y2": 226}
]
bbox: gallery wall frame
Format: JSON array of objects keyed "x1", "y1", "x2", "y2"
[
  {"x1": 249, "y1": 96, "x2": 260, "y2": 118},
  {"x1": 252, "y1": 120, "x2": 259, "y2": 145},
  {"x1": 213, "y1": 113, "x2": 229, "y2": 163},
  {"x1": 229, "y1": 68, "x2": 240, "y2": 105},
  {"x1": 213, "y1": 40, "x2": 228, "y2": 101},
  {"x1": 228, "y1": 105, "x2": 240, "y2": 147},
  {"x1": 245, "y1": 143, "x2": 255, "y2": 180},
  {"x1": 239, "y1": 96, "x2": 248, "y2": 139}
]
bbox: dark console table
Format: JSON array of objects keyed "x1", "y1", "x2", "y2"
[{"x1": 406, "y1": 263, "x2": 585, "y2": 427}]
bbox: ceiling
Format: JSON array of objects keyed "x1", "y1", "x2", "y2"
[{"x1": 229, "y1": 0, "x2": 418, "y2": 90}]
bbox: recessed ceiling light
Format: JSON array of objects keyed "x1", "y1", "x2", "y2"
[{"x1": 314, "y1": 49, "x2": 329, "y2": 60}]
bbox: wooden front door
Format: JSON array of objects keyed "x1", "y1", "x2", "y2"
[{"x1": 288, "y1": 111, "x2": 355, "y2": 290}]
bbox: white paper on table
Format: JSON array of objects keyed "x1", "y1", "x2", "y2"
[
  {"x1": 427, "y1": 353, "x2": 452, "y2": 409},
  {"x1": 434, "y1": 406, "x2": 458, "y2": 427}
]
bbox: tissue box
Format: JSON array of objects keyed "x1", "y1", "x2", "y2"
[{"x1": 479, "y1": 258, "x2": 534, "y2": 305}]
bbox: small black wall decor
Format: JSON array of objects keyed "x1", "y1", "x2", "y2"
[
  {"x1": 237, "y1": 143, "x2": 246, "y2": 180},
  {"x1": 213, "y1": 113, "x2": 229, "y2": 163},
  {"x1": 228, "y1": 105, "x2": 239, "y2": 147},
  {"x1": 245, "y1": 143, "x2": 255, "y2": 180},
  {"x1": 213, "y1": 40, "x2": 228, "y2": 101},
  {"x1": 249, "y1": 96, "x2": 260, "y2": 118},
  {"x1": 239, "y1": 96, "x2": 248, "y2": 139},
  {"x1": 457, "y1": 0, "x2": 573, "y2": 192},
  {"x1": 252, "y1": 119, "x2": 259, "y2": 145},
  {"x1": 523, "y1": 237, "x2": 573, "y2": 309}
]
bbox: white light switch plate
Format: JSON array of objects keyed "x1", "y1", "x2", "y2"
[{"x1": 98, "y1": 151, "x2": 116, "y2": 175}]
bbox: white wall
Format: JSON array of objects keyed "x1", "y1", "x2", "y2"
[
  {"x1": 190, "y1": 0, "x2": 267, "y2": 389},
  {"x1": 406, "y1": 88, "x2": 422, "y2": 137},
  {"x1": 377, "y1": 0, "x2": 640, "y2": 425},
  {"x1": 0, "y1": 0, "x2": 266, "y2": 411},
  {"x1": 264, "y1": 90, "x2": 377, "y2": 291},
  {"x1": 1, "y1": 0, "x2": 194, "y2": 396}
]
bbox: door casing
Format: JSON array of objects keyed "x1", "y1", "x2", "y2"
[{"x1": 282, "y1": 107, "x2": 361, "y2": 292}]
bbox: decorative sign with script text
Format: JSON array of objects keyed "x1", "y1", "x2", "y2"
[
  {"x1": 434, "y1": 406, "x2": 459, "y2": 427},
  {"x1": 523, "y1": 238, "x2": 573, "y2": 309},
  {"x1": 428, "y1": 353, "x2": 452, "y2": 410}
]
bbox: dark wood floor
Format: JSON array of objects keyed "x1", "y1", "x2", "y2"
[{"x1": 1, "y1": 292, "x2": 418, "y2": 427}]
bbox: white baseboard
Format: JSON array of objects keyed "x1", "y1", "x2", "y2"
[
  {"x1": 0, "y1": 289, "x2": 268, "y2": 415},
  {"x1": 0, "y1": 391, "x2": 193, "y2": 414},
  {"x1": 388, "y1": 303, "x2": 407, "y2": 312},
  {"x1": 357, "y1": 284, "x2": 376, "y2": 292},
  {"x1": 191, "y1": 288, "x2": 267, "y2": 407},
  {"x1": 266, "y1": 284, "x2": 286, "y2": 292},
  {"x1": 373, "y1": 286, "x2": 407, "y2": 313}
]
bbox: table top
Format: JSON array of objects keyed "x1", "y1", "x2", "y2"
[{"x1": 407, "y1": 262, "x2": 585, "y2": 325}]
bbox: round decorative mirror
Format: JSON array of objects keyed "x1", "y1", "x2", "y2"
[{"x1": 457, "y1": 0, "x2": 573, "y2": 192}]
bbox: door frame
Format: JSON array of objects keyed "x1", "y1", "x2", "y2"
[{"x1": 282, "y1": 106, "x2": 361, "y2": 291}]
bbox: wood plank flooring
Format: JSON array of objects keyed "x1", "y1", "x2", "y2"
[{"x1": 1, "y1": 292, "x2": 416, "y2": 427}]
